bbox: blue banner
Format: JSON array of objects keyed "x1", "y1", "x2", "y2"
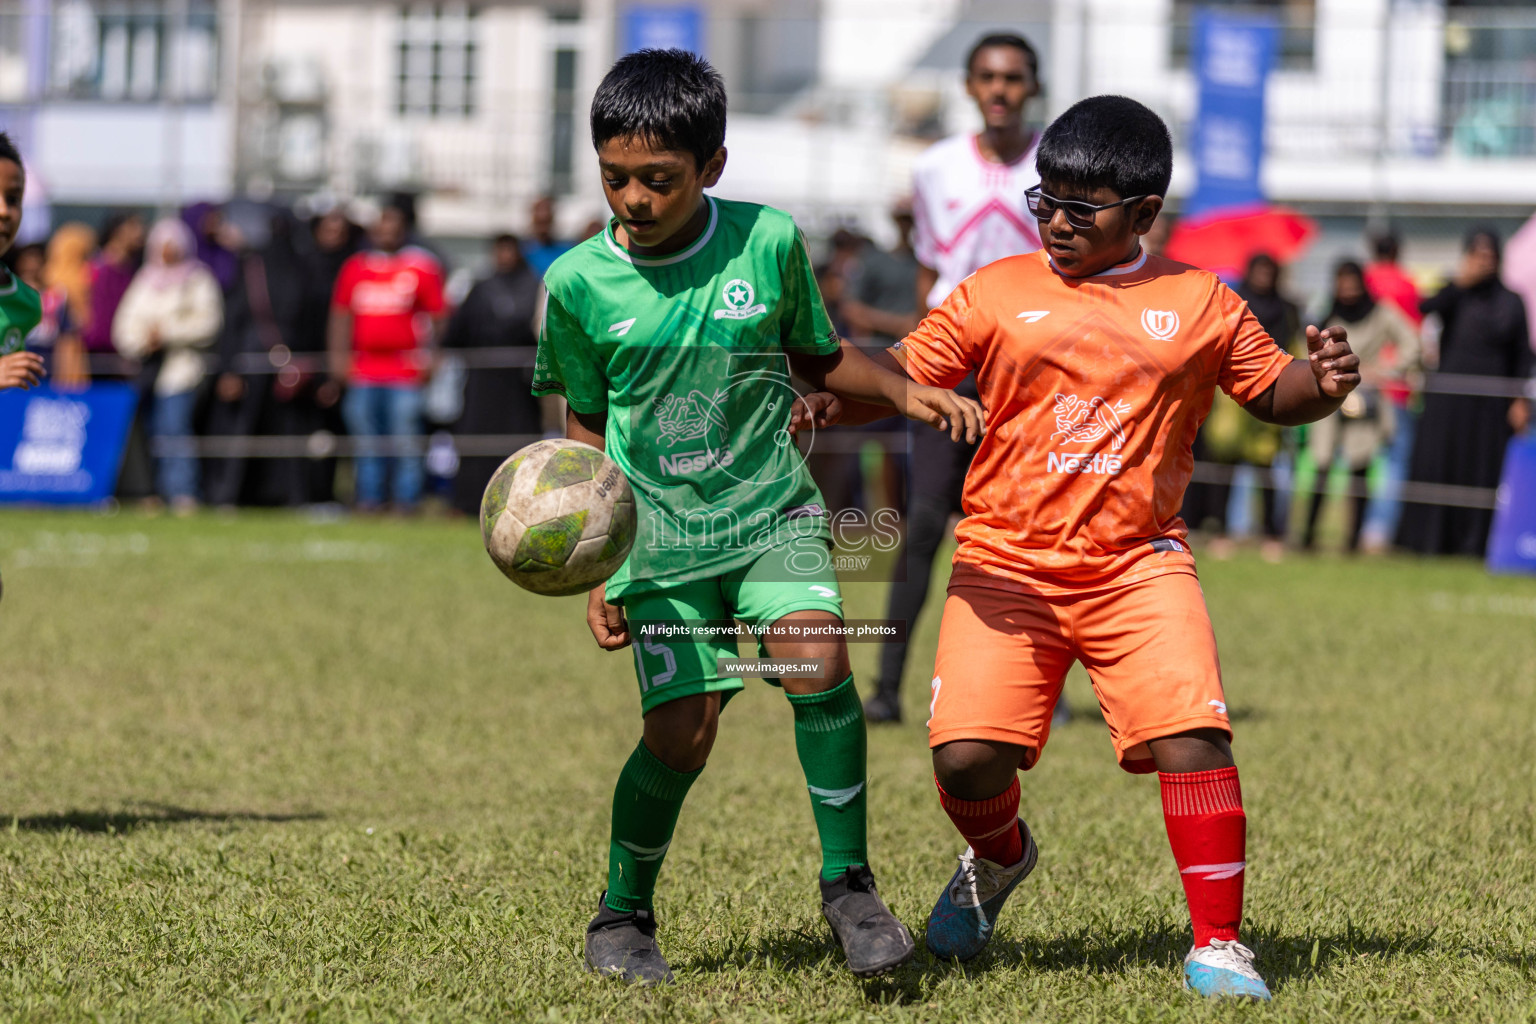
[
  {"x1": 0, "y1": 383, "x2": 137, "y2": 504},
  {"x1": 1187, "y1": 10, "x2": 1279, "y2": 218},
  {"x1": 621, "y1": 5, "x2": 704, "y2": 56},
  {"x1": 1488, "y1": 435, "x2": 1536, "y2": 574}
]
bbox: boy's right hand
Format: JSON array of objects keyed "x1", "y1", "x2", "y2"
[
  {"x1": 587, "y1": 584, "x2": 631, "y2": 650},
  {"x1": 0, "y1": 351, "x2": 46, "y2": 391},
  {"x1": 901, "y1": 384, "x2": 987, "y2": 443}
]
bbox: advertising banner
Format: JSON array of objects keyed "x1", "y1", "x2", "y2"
[
  {"x1": 0, "y1": 383, "x2": 137, "y2": 505},
  {"x1": 1187, "y1": 10, "x2": 1279, "y2": 218},
  {"x1": 1488, "y1": 434, "x2": 1536, "y2": 574},
  {"x1": 621, "y1": 5, "x2": 704, "y2": 57}
]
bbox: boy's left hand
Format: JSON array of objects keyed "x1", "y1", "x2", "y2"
[
  {"x1": 1306, "y1": 325, "x2": 1361, "y2": 398},
  {"x1": 788, "y1": 391, "x2": 842, "y2": 436},
  {"x1": 903, "y1": 384, "x2": 987, "y2": 443}
]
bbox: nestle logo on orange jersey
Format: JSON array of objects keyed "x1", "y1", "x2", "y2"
[{"x1": 1047, "y1": 451, "x2": 1123, "y2": 474}]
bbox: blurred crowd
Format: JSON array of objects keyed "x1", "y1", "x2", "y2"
[
  {"x1": 12, "y1": 194, "x2": 587, "y2": 518},
  {"x1": 8, "y1": 192, "x2": 1533, "y2": 559},
  {"x1": 811, "y1": 213, "x2": 1534, "y2": 560}
]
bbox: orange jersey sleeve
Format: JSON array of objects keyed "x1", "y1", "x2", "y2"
[
  {"x1": 1216, "y1": 282, "x2": 1293, "y2": 405},
  {"x1": 896, "y1": 274, "x2": 981, "y2": 389}
]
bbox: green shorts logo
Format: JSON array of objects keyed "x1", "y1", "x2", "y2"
[{"x1": 0, "y1": 327, "x2": 23, "y2": 355}]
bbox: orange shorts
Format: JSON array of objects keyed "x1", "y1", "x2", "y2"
[{"x1": 927, "y1": 569, "x2": 1231, "y2": 774}]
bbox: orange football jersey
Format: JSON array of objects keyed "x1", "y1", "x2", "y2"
[{"x1": 897, "y1": 248, "x2": 1293, "y2": 594}]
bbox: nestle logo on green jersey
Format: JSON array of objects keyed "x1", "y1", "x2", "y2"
[{"x1": 658, "y1": 448, "x2": 735, "y2": 475}]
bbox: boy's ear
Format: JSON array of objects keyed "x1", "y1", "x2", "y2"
[
  {"x1": 701, "y1": 147, "x2": 727, "y2": 188},
  {"x1": 1132, "y1": 196, "x2": 1164, "y2": 237}
]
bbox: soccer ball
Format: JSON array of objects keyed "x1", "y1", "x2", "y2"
[{"x1": 480, "y1": 439, "x2": 637, "y2": 597}]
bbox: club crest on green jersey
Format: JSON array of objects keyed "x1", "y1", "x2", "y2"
[
  {"x1": 713, "y1": 278, "x2": 768, "y2": 320},
  {"x1": 0, "y1": 326, "x2": 23, "y2": 354}
]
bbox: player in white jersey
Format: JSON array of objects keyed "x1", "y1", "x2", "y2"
[
  {"x1": 910, "y1": 34, "x2": 1043, "y2": 310},
  {"x1": 865, "y1": 33, "x2": 1057, "y2": 724}
]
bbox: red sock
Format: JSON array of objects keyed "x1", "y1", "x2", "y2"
[
  {"x1": 1160, "y1": 767, "x2": 1246, "y2": 948},
  {"x1": 936, "y1": 775, "x2": 1024, "y2": 866}
]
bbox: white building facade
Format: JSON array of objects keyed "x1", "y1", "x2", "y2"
[{"x1": 3, "y1": 0, "x2": 1533, "y2": 257}]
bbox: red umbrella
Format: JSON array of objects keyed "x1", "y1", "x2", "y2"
[{"x1": 1163, "y1": 203, "x2": 1318, "y2": 279}]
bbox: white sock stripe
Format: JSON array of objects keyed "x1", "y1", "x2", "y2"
[
  {"x1": 973, "y1": 818, "x2": 1018, "y2": 841},
  {"x1": 1180, "y1": 860, "x2": 1246, "y2": 880}
]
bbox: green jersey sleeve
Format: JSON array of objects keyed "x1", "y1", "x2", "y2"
[
  {"x1": 532, "y1": 290, "x2": 609, "y2": 414},
  {"x1": 779, "y1": 229, "x2": 841, "y2": 355}
]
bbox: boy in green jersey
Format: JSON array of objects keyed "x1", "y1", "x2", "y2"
[
  {"x1": 532, "y1": 49, "x2": 984, "y2": 984},
  {"x1": 0, "y1": 132, "x2": 45, "y2": 391}
]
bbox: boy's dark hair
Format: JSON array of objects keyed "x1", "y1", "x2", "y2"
[
  {"x1": 1370, "y1": 231, "x2": 1399, "y2": 261},
  {"x1": 0, "y1": 131, "x2": 21, "y2": 172},
  {"x1": 492, "y1": 232, "x2": 520, "y2": 248},
  {"x1": 965, "y1": 32, "x2": 1039, "y2": 79},
  {"x1": 590, "y1": 49, "x2": 726, "y2": 170},
  {"x1": 1037, "y1": 95, "x2": 1173, "y2": 199}
]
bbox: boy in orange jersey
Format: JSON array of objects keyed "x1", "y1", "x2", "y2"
[{"x1": 854, "y1": 96, "x2": 1359, "y2": 999}]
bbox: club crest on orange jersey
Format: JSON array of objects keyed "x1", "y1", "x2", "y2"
[{"x1": 1141, "y1": 308, "x2": 1180, "y2": 341}]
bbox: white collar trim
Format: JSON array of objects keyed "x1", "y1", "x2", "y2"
[
  {"x1": 604, "y1": 197, "x2": 718, "y2": 267},
  {"x1": 1048, "y1": 248, "x2": 1148, "y2": 279}
]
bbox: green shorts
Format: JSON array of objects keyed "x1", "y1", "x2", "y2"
[{"x1": 620, "y1": 536, "x2": 845, "y2": 714}]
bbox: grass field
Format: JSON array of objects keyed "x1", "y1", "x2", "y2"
[{"x1": 0, "y1": 507, "x2": 1532, "y2": 1023}]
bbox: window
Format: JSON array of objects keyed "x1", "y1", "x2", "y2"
[
  {"x1": 736, "y1": 13, "x2": 819, "y2": 115},
  {"x1": 0, "y1": 7, "x2": 26, "y2": 102},
  {"x1": 396, "y1": 3, "x2": 477, "y2": 118},
  {"x1": 1171, "y1": 0, "x2": 1315, "y2": 71},
  {"x1": 548, "y1": 12, "x2": 579, "y2": 195},
  {"x1": 50, "y1": 0, "x2": 218, "y2": 102}
]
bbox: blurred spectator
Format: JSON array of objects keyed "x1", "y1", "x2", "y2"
[
  {"x1": 1360, "y1": 231, "x2": 1424, "y2": 551},
  {"x1": 328, "y1": 201, "x2": 447, "y2": 512},
  {"x1": 113, "y1": 218, "x2": 224, "y2": 514},
  {"x1": 84, "y1": 211, "x2": 144, "y2": 356},
  {"x1": 837, "y1": 202, "x2": 919, "y2": 514},
  {"x1": 182, "y1": 201, "x2": 239, "y2": 294},
  {"x1": 205, "y1": 212, "x2": 307, "y2": 508},
  {"x1": 39, "y1": 222, "x2": 94, "y2": 388},
  {"x1": 1363, "y1": 232, "x2": 1422, "y2": 327},
  {"x1": 579, "y1": 217, "x2": 606, "y2": 241},
  {"x1": 522, "y1": 196, "x2": 573, "y2": 278},
  {"x1": 1398, "y1": 228, "x2": 1533, "y2": 556},
  {"x1": 444, "y1": 233, "x2": 540, "y2": 515},
  {"x1": 815, "y1": 227, "x2": 867, "y2": 349},
  {"x1": 841, "y1": 202, "x2": 920, "y2": 345},
  {"x1": 89, "y1": 211, "x2": 153, "y2": 498},
  {"x1": 264, "y1": 209, "x2": 360, "y2": 507},
  {"x1": 1302, "y1": 260, "x2": 1419, "y2": 552},
  {"x1": 1185, "y1": 254, "x2": 1297, "y2": 560},
  {"x1": 806, "y1": 226, "x2": 870, "y2": 513}
]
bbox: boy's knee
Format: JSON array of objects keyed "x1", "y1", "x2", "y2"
[
  {"x1": 932, "y1": 739, "x2": 1027, "y2": 800},
  {"x1": 643, "y1": 695, "x2": 720, "y2": 773}
]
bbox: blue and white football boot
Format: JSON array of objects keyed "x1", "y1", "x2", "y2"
[
  {"x1": 924, "y1": 821, "x2": 1037, "y2": 961},
  {"x1": 1183, "y1": 939, "x2": 1272, "y2": 1000}
]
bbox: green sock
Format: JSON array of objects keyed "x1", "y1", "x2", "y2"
[
  {"x1": 604, "y1": 740, "x2": 702, "y2": 913},
  {"x1": 787, "y1": 674, "x2": 869, "y2": 881}
]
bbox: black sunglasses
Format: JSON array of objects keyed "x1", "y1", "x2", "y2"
[{"x1": 1025, "y1": 187, "x2": 1150, "y2": 230}]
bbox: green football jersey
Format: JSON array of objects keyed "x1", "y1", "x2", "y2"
[
  {"x1": 0, "y1": 270, "x2": 41, "y2": 355},
  {"x1": 533, "y1": 197, "x2": 841, "y2": 597}
]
